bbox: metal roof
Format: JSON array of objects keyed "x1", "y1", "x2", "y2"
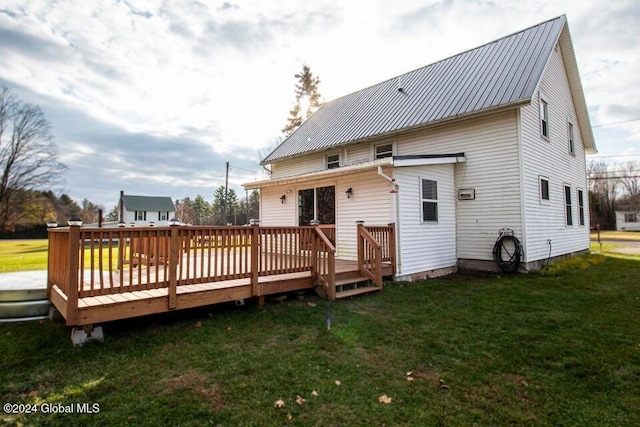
[
  {"x1": 263, "y1": 15, "x2": 571, "y2": 164},
  {"x1": 121, "y1": 195, "x2": 176, "y2": 212}
]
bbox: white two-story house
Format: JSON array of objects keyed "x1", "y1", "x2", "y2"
[{"x1": 245, "y1": 15, "x2": 596, "y2": 280}]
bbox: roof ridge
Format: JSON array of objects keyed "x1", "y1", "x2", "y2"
[{"x1": 324, "y1": 15, "x2": 566, "y2": 106}]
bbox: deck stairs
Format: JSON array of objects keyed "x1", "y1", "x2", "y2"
[{"x1": 334, "y1": 269, "x2": 381, "y2": 299}]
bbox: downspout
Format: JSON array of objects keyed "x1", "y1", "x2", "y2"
[{"x1": 378, "y1": 166, "x2": 402, "y2": 276}]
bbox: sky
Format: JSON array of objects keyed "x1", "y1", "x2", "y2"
[{"x1": 0, "y1": 0, "x2": 638, "y2": 210}]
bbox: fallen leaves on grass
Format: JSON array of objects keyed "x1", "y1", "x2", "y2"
[
  {"x1": 335, "y1": 380, "x2": 341, "y2": 386},
  {"x1": 195, "y1": 321, "x2": 202, "y2": 328},
  {"x1": 311, "y1": 390, "x2": 319, "y2": 397},
  {"x1": 274, "y1": 399, "x2": 285, "y2": 408},
  {"x1": 378, "y1": 394, "x2": 392, "y2": 404},
  {"x1": 296, "y1": 395, "x2": 306, "y2": 405}
]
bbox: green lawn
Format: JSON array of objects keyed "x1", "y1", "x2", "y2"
[
  {"x1": 1, "y1": 253, "x2": 639, "y2": 426},
  {"x1": 0, "y1": 240, "x2": 49, "y2": 273}
]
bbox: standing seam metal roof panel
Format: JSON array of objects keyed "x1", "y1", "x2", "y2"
[{"x1": 262, "y1": 15, "x2": 568, "y2": 164}]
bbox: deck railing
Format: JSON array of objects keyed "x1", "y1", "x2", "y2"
[
  {"x1": 47, "y1": 225, "x2": 338, "y2": 323},
  {"x1": 357, "y1": 223, "x2": 396, "y2": 288}
]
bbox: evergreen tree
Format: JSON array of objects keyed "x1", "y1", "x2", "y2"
[{"x1": 282, "y1": 65, "x2": 323, "y2": 136}]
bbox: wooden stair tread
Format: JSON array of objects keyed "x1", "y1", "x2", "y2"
[
  {"x1": 335, "y1": 276, "x2": 370, "y2": 287},
  {"x1": 335, "y1": 286, "x2": 380, "y2": 299}
]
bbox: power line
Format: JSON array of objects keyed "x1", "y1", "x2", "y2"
[{"x1": 592, "y1": 117, "x2": 640, "y2": 128}]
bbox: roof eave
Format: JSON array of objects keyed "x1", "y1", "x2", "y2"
[
  {"x1": 261, "y1": 100, "x2": 531, "y2": 166},
  {"x1": 558, "y1": 22, "x2": 597, "y2": 154}
]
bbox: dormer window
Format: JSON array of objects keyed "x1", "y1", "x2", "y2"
[
  {"x1": 326, "y1": 154, "x2": 340, "y2": 169},
  {"x1": 375, "y1": 144, "x2": 393, "y2": 159}
]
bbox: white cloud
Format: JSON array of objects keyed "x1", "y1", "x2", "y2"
[{"x1": 0, "y1": 0, "x2": 638, "y2": 206}]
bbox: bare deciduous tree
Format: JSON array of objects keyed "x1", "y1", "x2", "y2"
[{"x1": 0, "y1": 86, "x2": 66, "y2": 230}]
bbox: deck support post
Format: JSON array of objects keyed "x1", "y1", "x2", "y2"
[
  {"x1": 250, "y1": 224, "x2": 260, "y2": 299},
  {"x1": 66, "y1": 225, "x2": 80, "y2": 325},
  {"x1": 168, "y1": 225, "x2": 179, "y2": 310}
]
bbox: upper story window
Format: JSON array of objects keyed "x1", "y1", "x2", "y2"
[
  {"x1": 375, "y1": 143, "x2": 393, "y2": 159},
  {"x1": 135, "y1": 211, "x2": 147, "y2": 221},
  {"x1": 540, "y1": 98, "x2": 549, "y2": 139},
  {"x1": 326, "y1": 154, "x2": 340, "y2": 169},
  {"x1": 625, "y1": 213, "x2": 638, "y2": 223},
  {"x1": 421, "y1": 178, "x2": 438, "y2": 222},
  {"x1": 568, "y1": 122, "x2": 575, "y2": 155},
  {"x1": 158, "y1": 211, "x2": 168, "y2": 221},
  {"x1": 539, "y1": 176, "x2": 550, "y2": 203}
]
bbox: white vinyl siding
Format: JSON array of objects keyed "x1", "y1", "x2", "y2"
[
  {"x1": 394, "y1": 164, "x2": 456, "y2": 275},
  {"x1": 270, "y1": 156, "x2": 324, "y2": 179},
  {"x1": 259, "y1": 186, "x2": 297, "y2": 226},
  {"x1": 398, "y1": 110, "x2": 520, "y2": 261},
  {"x1": 520, "y1": 43, "x2": 590, "y2": 260}
]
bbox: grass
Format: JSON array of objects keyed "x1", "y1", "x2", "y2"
[
  {"x1": 0, "y1": 239, "x2": 119, "y2": 274},
  {"x1": 1, "y1": 253, "x2": 639, "y2": 426},
  {"x1": 0, "y1": 240, "x2": 49, "y2": 273},
  {"x1": 590, "y1": 230, "x2": 640, "y2": 242}
]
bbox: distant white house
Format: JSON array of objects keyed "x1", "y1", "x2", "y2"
[
  {"x1": 118, "y1": 191, "x2": 176, "y2": 226},
  {"x1": 616, "y1": 210, "x2": 640, "y2": 231},
  {"x1": 245, "y1": 15, "x2": 596, "y2": 278}
]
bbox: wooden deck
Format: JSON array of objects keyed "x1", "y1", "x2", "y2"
[{"x1": 47, "y1": 224, "x2": 396, "y2": 327}]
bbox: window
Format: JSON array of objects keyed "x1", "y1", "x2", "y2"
[
  {"x1": 539, "y1": 176, "x2": 550, "y2": 203},
  {"x1": 568, "y1": 122, "x2": 575, "y2": 155},
  {"x1": 158, "y1": 211, "x2": 168, "y2": 221},
  {"x1": 540, "y1": 98, "x2": 549, "y2": 139},
  {"x1": 375, "y1": 144, "x2": 393, "y2": 159},
  {"x1": 578, "y1": 189, "x2": 585, "y2": 226},
  {"x1": 421, "y1": 179, "x2": 438, "y2": 222},
  {"x1": 564, "y1": 185, "x2": 573, "y2": 226},
  {"x1": 298, "y1": 186, "x2": 335, "y2": 225},
  {"x1": 326, "y1": 154, "x2": 340, "y2": 169},
  {"x1": 625, "y1": 213, "x2": 638, "y2": 223},
  {"x1": 135, "y1": 211, "x2": 146, "y2": 221}
]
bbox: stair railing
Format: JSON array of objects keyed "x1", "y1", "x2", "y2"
[{"x1": 357, "y1": 224, "x2": 383, "y2": 289}]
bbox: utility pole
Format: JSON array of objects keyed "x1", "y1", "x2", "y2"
[{"x1": 224, "y1": 161, "x2": 229, "y2": 225}]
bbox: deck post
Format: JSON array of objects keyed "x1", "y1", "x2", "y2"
[
  {"x1": 168, "y1": 224, "x2": 179, "y2": 309},
  {"x1": 250, "y1": 224, "x2": 260, "y2": 300},
  {"x1": 66, "y1": 225, "x2": 80, "y2": 325}
]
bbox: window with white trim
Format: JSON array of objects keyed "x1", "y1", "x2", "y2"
[
  {"x1": 625, "y1": 213, "x2": 638, "y2": 223},
  {"x1": 158, "y1": 211, "x2": 168, "y2": 221},
  {"x1": 375, "y1": 143, "x2": 393, "y2": 159},
  {"x1": 421, "y1": 178, "x2": 438, "y2": 222},
  {"x1": 326, "y1": 154, "x2": 340, "y2": 169},
  {"x1": 539, "y1": 176, "x2": 550, "y2": 203},
  {"x1": 568, "y1": 122, "x2": 575, "y2": 155},
  {"x1": 564, "y1": 185, "x2": 573, "y2": 226},
  {"x1": 578, "y1": 189, "x2": 585, "y2": 226},
  {"x1": 135, "y1": 211, "x2": 147, "y2": 221},
  {"x1": 540, "y1": 97, "x2": 549, "y2": 139}
]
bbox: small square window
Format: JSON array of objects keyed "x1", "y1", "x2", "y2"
[
  {"x1": 568, "y1": 122, "x2": 575, "y2": 155},
  {"x1": 326, "y1": 154, "x2": 340, "y2": 169},
  {"x1": 540, "y1": 98, "x2": 549, "y2": 139},
  {"x1": 540, "y1": 177, "x2": 550, "y2": 202},
  {"x1": 625, "y1": 213, "x2": 637, "y2": 223},
  {"x1": 375, "y1": 144, "x2": 393, "y2": 159}
]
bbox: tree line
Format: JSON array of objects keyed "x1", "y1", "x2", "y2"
[{"x1": 588, "y1": 160, "x2": 640, "y2": 229}]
